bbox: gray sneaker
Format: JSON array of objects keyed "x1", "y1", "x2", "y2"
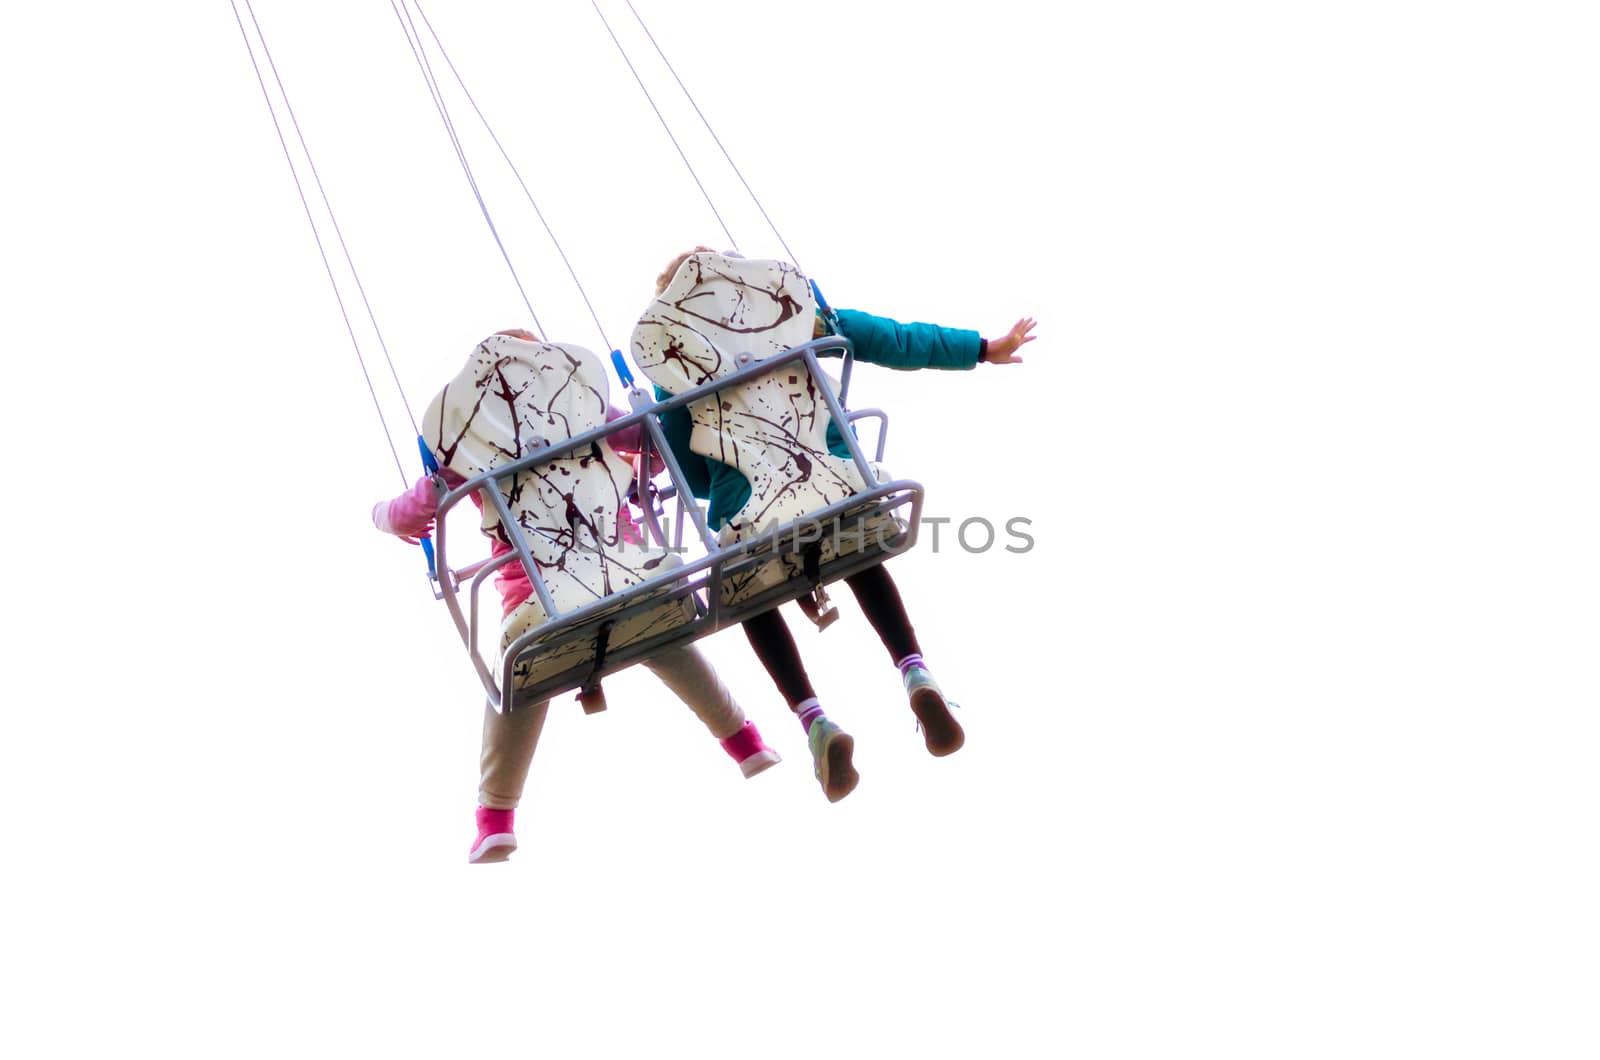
[
  {"x1": 904, "y1": 667, "x2": 965, "y2": 756},
  {"x1": 806, "y1": 717, "x2": 859, "y2": 802}
]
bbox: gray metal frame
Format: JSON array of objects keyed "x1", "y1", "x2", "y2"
[{"x1": 429, "y1": 337, "x2": 924, "y2": 713}]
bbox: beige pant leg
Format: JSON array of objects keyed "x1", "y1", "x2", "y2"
[
  {"x1": 478, "y1": 699, "x2": 550, "y2": 810},
  {"x1": 641, "y1": 644, "x2": 745, "y2": 740}
]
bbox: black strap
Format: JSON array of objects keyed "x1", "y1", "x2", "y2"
[
  {"x1": 801, "y1": 542, "x2": 822, "y2": 588},
  {"x1": 577, "y1": 620, "x2": 615, "y2": 715},
  {"x1": 590, "y1": 620, "x2": 613, "y2": 676}
]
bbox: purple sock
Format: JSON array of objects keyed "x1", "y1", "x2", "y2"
[
  {"x1": 796, "y1": 697, "x2": 824, "y2": 734},
  {"x1": 895, "y1": 653, "x2": 926, "y2": 678}
]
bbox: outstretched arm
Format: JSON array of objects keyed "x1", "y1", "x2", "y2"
[
  {"x1": 831, "y1": 310, "x2": 1038, "y2": 370},
  {"x1": 982, "y1": 317, "x2": 1037, "y2": 365},
  {"x1": 833, "y1": 309, "x2": 982, "y2": 370}
]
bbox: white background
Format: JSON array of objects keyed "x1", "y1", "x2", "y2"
[{"x1": 3, "y1": 1, "x2": 1596, "y2": 1057}]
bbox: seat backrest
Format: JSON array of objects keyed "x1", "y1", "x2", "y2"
[
  {"x1": 422, "y1": 334, "x2": 636, "y2": 567},
  {"x1": 631, "y1": 252, "x2": 868, "y2": 535}
]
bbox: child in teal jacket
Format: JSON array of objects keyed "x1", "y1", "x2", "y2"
[{"x1": 648, "y1": 249, "x2": 1036, "y2": 801}]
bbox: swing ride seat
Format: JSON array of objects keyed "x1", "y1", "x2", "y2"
[
  {"x1": 629, "y1": 250, "x2": 924, "y2": 625},
  {"x1": 426, "y1": 334, "x2": 705, "y2": 713}
]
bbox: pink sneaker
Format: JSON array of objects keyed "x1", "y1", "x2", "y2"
[
  {"x1": 469, "y1": 806, "x2": 517, "y2": 864},
  {"x1": 720, "y1": 720, "x2": 782, "y2": 778}
]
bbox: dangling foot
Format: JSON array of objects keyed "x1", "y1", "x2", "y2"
[
  {"x1": 720, "y1": 720, "x2": 782, "y2": 778},
  {"x1": 469, "y1": 806, "x2": 518, "y2": 864},
  {"x1": 807, "y1": 717, "x2": 859, "y2": 803},
  {"x1": 904, "y1": 667, "x2": 964, "y2": 757}
]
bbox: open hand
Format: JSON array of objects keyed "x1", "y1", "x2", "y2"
[{"x1": 986, "y1": 317, "x2": 1037, "y2": 364}]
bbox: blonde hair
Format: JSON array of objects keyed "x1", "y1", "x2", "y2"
[{"x1": 654, "y1": 245, "x2": 717, "y2": 296}]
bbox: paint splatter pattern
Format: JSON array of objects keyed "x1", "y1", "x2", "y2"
[
  {"x1": 631, "y1": 253, "x2": 903, "y2": 603},
  {"x1": 422, "y1": 335, "x2": 691, "y2": 692}
]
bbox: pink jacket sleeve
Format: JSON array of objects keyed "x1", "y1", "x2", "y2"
[{"x1": 372, "y1": 471, "x2": 464, "y2": 537}]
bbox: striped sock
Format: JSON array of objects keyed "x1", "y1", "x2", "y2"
[
  {"x1": 796, "y1": 697, "x2": 824, "y2": 734},
  {"x1": 895, "y1": 653, "x2": 926, "y2": 679}
]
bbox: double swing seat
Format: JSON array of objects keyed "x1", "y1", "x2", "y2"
[{"x1": 429, "y1": 254, "x2": 924, "y2": 713}]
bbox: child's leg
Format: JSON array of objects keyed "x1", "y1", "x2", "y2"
[
  {"x1": 471, "y1": 698, "x2": 550, "y2": 863},
  {"x1": 479, "y1": 698, "x2": 551, "y2": 811},
  {"x1": 741, "y1": 607, "x2": 817, "y2": 709},
  {"x1": 643, "y1": 644, "x2": 781, "y2": 778},
  {"x1": 844, "y1": 565, "x2": 964, "y2": 756},
  {"x1": 742, "y1": 607, "x2": 858, "y2": 801},
  {"x1": 843, "y1": 564, "x2": 920, "y2": 661},
  {"x1": 642, "y1": 643, "x2": 744, "y2": 739}
]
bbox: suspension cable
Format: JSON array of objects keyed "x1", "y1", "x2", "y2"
[
  {"x1": 589, "y1": 0, "x2": 739, "y2": 251},
  {"x1": 623, "y1": 0, "x2": 801, "y2": 271},
  {"x1": 410, "y1": 0, "x2": 617, "y2": 355},
  {"x1": 242, "y1": 1, "x2": 420, "y2": 443},
  {"x1": 230, "y1": 0, "x2": 410, "y2": 485},
  {"x1": 389, "y1": 0, "x2": 546, "y2": 337}
]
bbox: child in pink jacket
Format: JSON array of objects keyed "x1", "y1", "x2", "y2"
[{"x1": 373, "y1": 329, "x2": 780, "y2": 864}]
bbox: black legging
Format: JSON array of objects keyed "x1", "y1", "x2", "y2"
[
  {"x1": 741, "y1": 565, "x2": 921, "y2": 709},
  {"x1": 844, "y1": 565, "x2": 920, "y2": 661}
]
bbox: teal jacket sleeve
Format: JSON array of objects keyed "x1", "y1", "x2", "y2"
[
  {"x1": 653, "y1": 385, "x2": 712, "y2": 500},
  {"x1": 831, "y1": 308, "x2": 982, "y2": 371}
]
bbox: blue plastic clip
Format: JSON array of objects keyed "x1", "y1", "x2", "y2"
[
  {"x1": 415, "y1": 434, "x2": 438, "y2": 577},
  {"x1": 609, "y1": 349, "x2": 635, "y2": 388},
  {"x1": 810, "y1": 279, "x2": 842, "y2": 336},
  {"x1": 416, "y1": 433, "x2": 439, "y2": 474}
]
